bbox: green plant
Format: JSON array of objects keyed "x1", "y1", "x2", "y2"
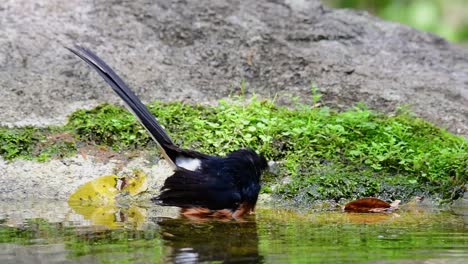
[
  {"x1": 0, "y1": 95, "x2": 465, "y2": 203},
  {"x1": 310, "y1": 83, "x2": 322, "y2": 107},
  {"x1": 0, "y1": 127, "x2": 40, "y2": 160},
  {"x1": 325, "y1": 0, "x2": 468, "y2": 43}
]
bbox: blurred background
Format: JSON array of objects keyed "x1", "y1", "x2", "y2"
[{"x1": 324, "y1": 0, "x2": 468, "y2": 44}]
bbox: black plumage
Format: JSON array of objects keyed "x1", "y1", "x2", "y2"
[{"x1": 67, "y1": 46, "x2": 267, "y2": 218}]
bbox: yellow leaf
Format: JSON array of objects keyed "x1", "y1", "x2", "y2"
[
  {"x1": 122, "y1": 170, "x2": 148, "y2": 195},
  {"x1": 68, "y1": 172, "x2": 149, "y2": 229},
  {"x1": 68, "y1": 175, "x2": 121, "y2": 206}
]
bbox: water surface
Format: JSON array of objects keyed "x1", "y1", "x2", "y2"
[{"x1": 0, "y1": 202, "x2": 466, "y2": 263}]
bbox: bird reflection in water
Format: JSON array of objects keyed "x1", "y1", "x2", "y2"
[{"x1": 156, "y1": 216, "x2": 262, "y2": 263}]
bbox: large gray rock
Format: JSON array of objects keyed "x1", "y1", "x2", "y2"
[{"x1": 1, "y1": 0, "x2": 467, "y2": 135}]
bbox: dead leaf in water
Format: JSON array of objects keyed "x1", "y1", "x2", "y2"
[
  {"x1": 344, "y1": 197, "x2": 399, "y2": 213},
  {"x1": 68, "y1": 171, "x2": 148, "y2": 228},
  {"x1": 70, "y1": 204, "x2": 147, "y2": 229},
  {"x1": 122, "y1": 206, "x2": 147, "y2": 229},
  {"x1": 68, "y1": 171, "x2": 148, "y2": 206},
  {"x1": 68, "y1": 175, "x2": 121, "y2": 206},
  {"x1": 121, "y1": 170, "x2": 148, "y2": 196}
]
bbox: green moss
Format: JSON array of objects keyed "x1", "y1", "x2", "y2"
[
  {"x1": 0, "y1": 126, "x2": 40, "y2": 160},
  {"x1": 0, "y1": 97, "x2": 466, "y2": 203},
  {"x1": 66, "y1": 104, "x2": 151, "y2": 149},
  {"x1": 0, "y1": 126, "x2": 76, "y2": 161}
]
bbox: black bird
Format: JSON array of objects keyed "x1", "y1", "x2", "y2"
[{"x1": 67, "y1": 46, "x2": 267, "y2": 219}]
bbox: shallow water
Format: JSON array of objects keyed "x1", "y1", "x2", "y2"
[{"x1": 0, "y1": 202, "x2": 467, "y2": 264}]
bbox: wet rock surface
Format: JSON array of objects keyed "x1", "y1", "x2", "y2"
[
  {"x1": 0, "y1": 0, "x2": 467, "y2": 136},
  {"x1": 0, "y1": 154, "x2": 172, "y2": 201}
]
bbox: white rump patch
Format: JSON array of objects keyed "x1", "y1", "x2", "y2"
[{"x1": 175, "y1": 156, "x2": 202, "y2": 171}]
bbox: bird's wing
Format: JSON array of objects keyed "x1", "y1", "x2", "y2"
[{"x1": 155, "y1": 167, "x2": 241, "y2": 210}]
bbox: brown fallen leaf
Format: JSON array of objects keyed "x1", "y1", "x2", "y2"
[{"x1": 344, "y1": 197, "x2": 397, "y2": 213}]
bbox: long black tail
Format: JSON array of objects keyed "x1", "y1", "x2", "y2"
[{"x1": 67, "y1": 46, "x2": 176, "y2": 166}]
